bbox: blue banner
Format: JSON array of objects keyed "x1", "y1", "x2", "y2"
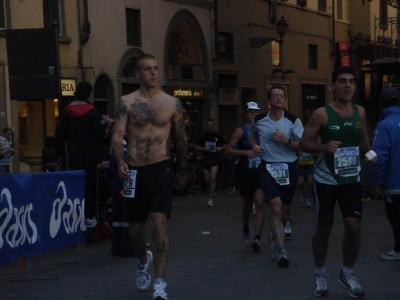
[{"x1": 0, "y1": 171, "x2": 87, "y2": 266}]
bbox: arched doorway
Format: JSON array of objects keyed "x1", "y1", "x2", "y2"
[
  {"x1": 117, "y1": 48, "x2": 145, "y2": 99},
  {"x1": 164, "y1": 10, "x2": 210, "y2": 141},
  {"x1": 93, "y1": 74, "x2": 114, "y2": 117}
]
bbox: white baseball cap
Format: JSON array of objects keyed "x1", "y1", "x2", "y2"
[{"x1": 246, "y1": 102, "x2": 261, "y2": 110}]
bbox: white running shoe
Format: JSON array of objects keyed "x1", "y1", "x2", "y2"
[
  {"x1": 314, "y1": 274, "x2": 329, "y2": 297},
  {"x1": 306, "y1": 198, "x2": 312, "y2": 208},
  {"x1": 250, "y1": 204, "x2": 256, "y2": 217},
  {"x1": 381, "y1": 250, "x2": 400, "y2": 260},
  {"x1": 284, "y1": 219, "x2": 293, "y2": 237},
  {"x1": 277, "y1": 248, "x2": 289, "y2": 267},
  {"x1": 242, "y1": 231, "x2": 252, "y2": 247},
  {"x1": 153, "y1": 279, "x2": 169, "y2": 300},
  {"x1": 85, "y1": 217, "x2": 97, "y2": 228},
  {"x1": 300, "y1": 191, "x2": 305, "y2": 202},
  {"x1": 338, "y1": 270, "x2": 365, "y2": 298},
  {"x1": 207, "y1": 199, "x2": 213, "y2": 207},
  {"x1": 136, "y1": 250, "x2": 153, "y2": 291},
  {"x1": 268, "y1": 232, "x2": 278, "y2": 260}
]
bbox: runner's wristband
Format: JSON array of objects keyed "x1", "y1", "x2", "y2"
[{"x1": 365, "y1": 150, "x2": 377, "y2": 161}]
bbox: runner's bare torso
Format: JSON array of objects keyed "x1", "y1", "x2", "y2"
[{"x1": 116, "y1": 90, "x2": 180, "y2": 166}]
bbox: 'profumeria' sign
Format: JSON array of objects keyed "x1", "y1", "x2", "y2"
[{"x1": 0, "y1": 171, "x2": 86, "y2": 266}]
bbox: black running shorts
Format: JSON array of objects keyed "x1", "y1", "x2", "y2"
[{"x1": 125, "y1": 160, "x2": 174, "y2": 223}]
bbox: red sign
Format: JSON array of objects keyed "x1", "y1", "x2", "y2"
[{"x1": 338, "y1": 42, "x2": 350, "y2": 67}]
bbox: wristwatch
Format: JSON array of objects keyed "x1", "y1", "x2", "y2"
[{"x1": 286, "y1": 138, "x2": 292, "y2": 145}]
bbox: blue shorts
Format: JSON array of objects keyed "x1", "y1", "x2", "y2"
[
  {"x1": 125, "y1": 160, "x2": 174, "y2": 223},
  {"x1": 258, "y1": 161, "x2": 298, "y2": 205},
  {"x1": 297, "y1": 163, "x2": 313, "y2": 177}
]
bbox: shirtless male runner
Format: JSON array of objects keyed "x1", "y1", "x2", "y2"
[{"x1": 111, "y1": 54, "x2": 187, "y2": 300}]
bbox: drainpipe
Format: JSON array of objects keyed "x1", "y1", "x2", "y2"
[
  {"x1": 331, "y1": 0, "x2": 336, "y2": 57},
  {"x1": 81, "y1": 0, "x2": 90, "y2": 45},
  {"x1": 213, "y1": 0, "x2": 219, "y2": 56},
  {"x1": 211, "y1": 0, "x2": 219, "y2": 115},
  {"x1": 77, "y1": 0, "x2": 91, "y2": 81}
]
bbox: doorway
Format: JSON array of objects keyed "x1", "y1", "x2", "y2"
[{"x1": 17, "y1": 99, "x2": 58, "y2": 173}]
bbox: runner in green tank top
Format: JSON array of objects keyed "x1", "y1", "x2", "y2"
[
  {"x1": 299, "y1": 66, "x2": 375, "y2": 298},
  {"x1": 316, "y1": 102, "x2": 363, "y2": 185}
]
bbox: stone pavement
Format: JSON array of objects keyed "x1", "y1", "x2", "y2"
[{"x1": 1, "y1": 188, "x2": 399, "y2": 300}]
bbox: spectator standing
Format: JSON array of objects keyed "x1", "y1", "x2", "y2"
[
  {"x1": 185, "y1": 139, "x2": 198, "y2": 196},
  {"x1": 225, "y1": 102, "x2": 265, "y2": 253},
  {"x1": 55, "y1": 82, "x2": 110, "y2": 228},
  {"x1": 41, "y1": 136, "x2": 58, "y2": 172},
  {"x1": 371, "y1": 87, "x2": 400, "y2": 261},
  {"x1": 248, "y1": 86, "x2": 303, "y2": 267},
  {"x1": 111, "y1": 54, "x2": 187, "y2": 300},
  {"x1": 0, "y1": 127, "x2": 17, "y2": 174},
  {"x1": 299, "y1": 66, "x2": 374, "y2": 298},
  {"x1": 195, "y1": 118, "x2": 226, "y2": 207}
]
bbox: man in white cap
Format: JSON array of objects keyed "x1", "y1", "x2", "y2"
[
  {"x1": 225, "y1": 102, "x2": 265, "y2": 253},
  {"x1": 371, "y1": 87, "x2": 400, "y2": 261},
  {"x1": 248, "y1": 86, "x2": 304, "y2": 267}
]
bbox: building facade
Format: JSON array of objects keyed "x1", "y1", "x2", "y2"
[
  {"x1": 0, "y1": 0, "x2": 399, "y2": 173},
  {"x1": 0, "y1": 0, "x2": 214, "y2": 172},
  {"x1": 216, "y1": 0, "x2": 333, "y2": 136}
]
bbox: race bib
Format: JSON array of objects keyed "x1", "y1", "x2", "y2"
[
  {"x1": 266, "y1": 163, "x2": 289, "y2": 185},
  {"x1": 333, "y1": 147, "x2": 360, "y2": 177},
  {"x1": 206, "y1": 141, "x2": 216, "y2": 152},
  {"x1": 300, "y1": 152, "x2": 312, "y2": 162},
  {"x1": 248, "y1": 156, "x2": 262, "y2": 169},
  {"x1": 123, "y1": 170, "x2": 137, "y2": 198}
]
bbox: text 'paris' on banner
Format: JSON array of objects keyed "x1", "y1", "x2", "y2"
[{"x1": 0, "y1": 171, "x2": 87, "y2": 266}]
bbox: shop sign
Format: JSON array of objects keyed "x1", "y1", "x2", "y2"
[
  {"x1": 384, "y1": 82, "x2": 400, "y2": 88},
  {"x1": 169, "y1": 87, "x2": 206, "y2": 99},
  {"x1": 61, "y1": 79, "x2": 76, "y2": 96},
  {"x1": 305, "y1": 95, "x2": 317, "y2": 100},
  {"x1": 219, "y1": 88, "x2": 239, "y2": 105}
]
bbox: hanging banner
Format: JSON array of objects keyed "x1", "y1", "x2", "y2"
[
  {"x1": 0, "y1": 171, "x2": 86, "y2": 266},
  {"x1": 338, "y1": 42, "x2": 350, "y2": 67}
]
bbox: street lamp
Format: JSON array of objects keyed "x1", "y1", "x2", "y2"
[
  {"x1": 249, "y1": 16, "x2": 289, "y2": 48},
  {"x1": 354, "y1": 32, "x2": 370, "y2": 48},
  {"x1": 276, "y1": 16, "x2": 289, "y2": 40}
]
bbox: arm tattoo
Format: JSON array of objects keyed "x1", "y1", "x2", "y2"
[
  {"x1": 111, "y1": 139, "x2": 124, "y2": 165},
  {"x1": 172, "y1": 111, "x2": 188, "y2": 169},
  {"x1": 115, "y1": 99, "x2": 128, "y2": 122},
  {"x1": 175, "y1": 98, "x2": 183, "y2": 115}
]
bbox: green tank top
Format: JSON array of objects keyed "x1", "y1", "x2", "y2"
[{"x1": 314, "y1": 103, "x2": 362, "y2": 185}]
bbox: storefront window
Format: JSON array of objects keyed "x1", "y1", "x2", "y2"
[
  {"x1": 182, "y1": 100, "x2": 203, "y2": 141},
  {"x1": 301, "y1": 84, "x2": 326, "y2": 124}
]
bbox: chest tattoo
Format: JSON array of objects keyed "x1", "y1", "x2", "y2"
[{"x1": 131, "y1": 102, "x2": 151, "y2": 122}]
